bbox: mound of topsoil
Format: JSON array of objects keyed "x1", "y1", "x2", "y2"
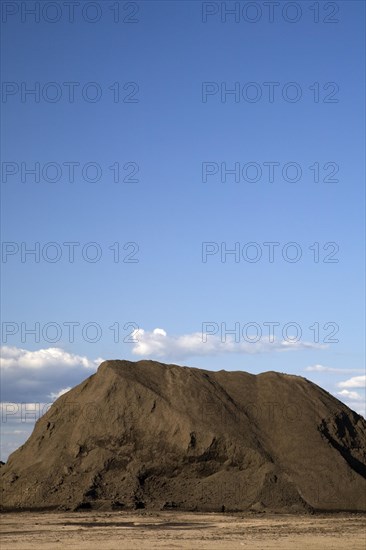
[{"x1": 1, "y1": 360, "x2": 365, "y2": 512}]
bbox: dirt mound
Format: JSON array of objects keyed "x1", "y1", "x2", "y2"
[{"x1": 1, "y1": 360, "x2": 365, "y2": 512}]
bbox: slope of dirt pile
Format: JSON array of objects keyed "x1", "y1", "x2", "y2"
[{"x1": 1, "y1": 360, "x2": 365, "y2": 512}]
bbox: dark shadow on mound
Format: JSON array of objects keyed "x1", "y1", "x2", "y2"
[{"x1": 319, "y1": 413, "x2": 366, "y2": 479}]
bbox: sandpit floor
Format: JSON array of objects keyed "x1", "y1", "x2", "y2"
[{"x1": 0, "y1": 511, "x2": 365, "y2": 549}]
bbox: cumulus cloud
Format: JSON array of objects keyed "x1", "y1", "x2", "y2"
[
  {"x1": 49, "y1": 387, "x2": 72, "y2": 400},
  {"x1": 131, "y1": 328, "x2": 326, "y2": 360},
  {"x1": 305, "y1": 364, "x2": 364, "y2": 374},
  {"x1": 337, "y1": 389, "x2": 363, "y2": 401},
  {"x1": 334, "y1": 376, "x2": 365, "y2": 418},
  {"x1": 152, "y1": 328, "x2": 167, "y2": 337},
  {"x1": 1, "y1": 346, "x2": 101, "y2": 370},
  {"x1": 338, "y1": 376, "x2": 366, "y2": 389},
  {"x1": 0, "y1": 346, "x2": 103, "y2": 403}
]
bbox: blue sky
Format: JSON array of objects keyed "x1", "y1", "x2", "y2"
[{"x1": 1, "y1": 0, "x2": 365, "y2": 460}]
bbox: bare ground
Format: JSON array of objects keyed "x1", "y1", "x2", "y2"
[{"x1": 1, "y1": 511, "x2": 365, "y2": 549}]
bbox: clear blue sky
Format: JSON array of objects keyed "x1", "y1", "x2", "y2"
[{"x1": 1, "y1": 1, "x2": 365, "y2": 460}]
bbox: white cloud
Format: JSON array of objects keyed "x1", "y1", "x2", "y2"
[
  {"x1": 131, "y1": 328, "x2": 326, "y2": 360},
  {"x1": 153, "y1": 328, "x2": 167, "y2": 337},
  {"x1": 306, "y1": 364, "x2": 364, "y2": 374},
  {"x1": 334, "y1": 376, "x2": 366, "y2": 418},
  {"x1": 337, "y1": 389, "x2": 363, "y2": 401},
  {"x1": 338, "y1": 375, "x2": 366, "y2": 389},
  {"x1": 49, "y1": 387, "x2": 72, "y2": 400},
  {"x1": 0, "y1": 346, "x2": 101, "y2": 370},
  {"x1": 0, "y1": 346, "x2": 103, "y2": 404}
]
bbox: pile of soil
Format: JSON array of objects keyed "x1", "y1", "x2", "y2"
[{"x1": 1, "y1": 360, "x2": 365, "y2": 512}]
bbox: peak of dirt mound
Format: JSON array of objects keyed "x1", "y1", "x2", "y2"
[{"x1": 1, "y1": 360, "x2": 365, "y2": 512}]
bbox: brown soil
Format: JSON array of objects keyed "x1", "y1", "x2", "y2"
[
  {"x1": 1, "y1": 360, "x2": 366, "y2": 512},
  {"x1": 1, "y1": 511, "x2": 366, "y2": 549}
]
